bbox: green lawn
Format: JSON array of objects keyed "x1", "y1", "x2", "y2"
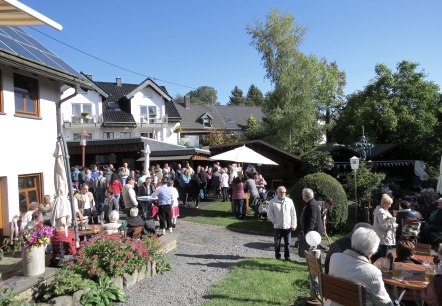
[
  {"x1": 202, "y1": 258, "x2": 309, "y2": 306},
  {"x1": 181, "y1": 201, "x2": 274, "y2": 234}
]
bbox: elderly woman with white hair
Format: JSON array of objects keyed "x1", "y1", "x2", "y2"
[
  {"x1": 100, "y1": 210, "x2": 121, "y2": 235},
  {"x1": 326, "y1": 227, "x2": 393, "y2": 306},
  {"x1": 371, "y1": 194, "x2": 398, "y2": 263}
]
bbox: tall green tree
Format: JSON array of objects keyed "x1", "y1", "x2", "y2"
[
  {"x1": 228, "y1": 86, "x2": 245, "y2": 105},
  {"x1": 314, "y1": 60, "x2": 346, "y2": 143},
  {"x1": 188, "y1": 86, "x2": 218, "y2": 104},
  {"x1": 247, "y1": 9, "x2": 326, "y2": 154},
  {"x1": 330, "y1": 61, "x2": 441, "y2": 160},
  {"x1": 245, "y1": 84, "x2": 264, "y2": 106}
]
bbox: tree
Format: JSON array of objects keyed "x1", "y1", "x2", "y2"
[
  {"x1": 188, "y1": 86, "x2": 217, "y2": 104},
  {"x1": 301, "y1": 151, "x2": 334, "y2": 174},
  {"x1": 330, "y1": 61, "x2": 441, "y2": 160},
  {"x1": 245, "y1": 84, "x2": 264, "y2": 106},
  {"x1": 202, "y1": 128, "x2": 243, "y2": 146},
  {"x1": 247, "y1": 9, "x2": 341, "y2": 155},
  {"x1": 244, "y1": 113, "x2": 264, "y2": 139},
  {"x1": 314, "y1": 60, "x2": 346, "y2": 143},
  {"x1": 228, "y1": 86, "x2": 245, "y2": 105}
]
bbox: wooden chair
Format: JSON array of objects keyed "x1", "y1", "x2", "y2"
[
  {"x1": 413, "y1": 242, "x2": 431, "y2": 256},
  {"x1": 127, "y1": 226, "x2": 144, "y2": 238},
  {"x1": 321, "y1": 273, "x2": 366, "y2": 306},
  {"x1": 304, "y1": 250, "x2": 323, "y2": 302}
]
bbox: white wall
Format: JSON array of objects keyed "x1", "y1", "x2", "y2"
[{"x1": 0, "y1": 65, "x2": 60, "y2": 232}]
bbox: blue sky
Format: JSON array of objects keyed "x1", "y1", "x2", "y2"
[{"x1": 21, "y1": 0, "x2": 442, "y2": 104}]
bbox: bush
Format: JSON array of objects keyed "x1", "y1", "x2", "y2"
[
  {"x1": 289, "y1": 172, "x2": 348, "y2": 231},
  {"x1": 41, "y1": 269, "x2": 94, "y2": 302},
  {"x1": 68, "y1": 234, "x2": 150, "y2": 279},
  {"x1": 141, "y1": 235, "x2": 171, "y2": 274}
]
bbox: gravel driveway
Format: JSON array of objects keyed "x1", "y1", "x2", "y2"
[{"x1": 123, "y1": 220, "x2": 276, "y2": 305}]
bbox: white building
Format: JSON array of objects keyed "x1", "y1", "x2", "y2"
[{"x1": 0, "y1": 4, "x2": 91, "y2": 236}]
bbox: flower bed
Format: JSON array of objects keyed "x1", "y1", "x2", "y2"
[{"x1": 68, "y1": 233, "x2": 150, "y2": 279}]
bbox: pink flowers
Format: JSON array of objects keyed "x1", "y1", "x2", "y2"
[
  {"x1": 69, "y1": 234, "x2": 150, "y2": 279},
  {"x1": 19, "y1": 222, "x2": 54, "y2": 249}
]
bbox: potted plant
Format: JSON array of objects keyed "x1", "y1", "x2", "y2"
[
  {"x1": 173, "y1": 125, "x2": 183, "y2": 133},
  {"x1": 80, "y1": 112, "x2": 90, "y2": 123},
  {"x1": 18, "y1": 222, "x2": 54, "y2": 276}
]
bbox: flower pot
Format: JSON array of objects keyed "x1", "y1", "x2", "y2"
[{"x1": 22, "y1": 245, "x2": 46, "y2": 276}]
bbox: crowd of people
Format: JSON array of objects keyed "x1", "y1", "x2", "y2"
[{"x1": 60, "y1": 161, "x2": 269, "y2": 236}]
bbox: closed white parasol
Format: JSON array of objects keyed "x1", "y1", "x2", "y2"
[{"x1": 51, "y1": 141, "x2": 72, "y2": 237}]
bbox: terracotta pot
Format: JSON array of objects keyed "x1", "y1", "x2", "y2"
[{"x1": 22, "y1": 245, "x2": 46, "y2": 276}]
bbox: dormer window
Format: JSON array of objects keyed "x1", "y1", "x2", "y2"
[
  {"x1": 203, "y1": 117, "x2": 212, "y2": 128},
  {"x1": 199, "y1": 112, "x2": 214, "y2": 128}
]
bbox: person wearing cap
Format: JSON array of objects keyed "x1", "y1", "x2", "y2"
[
  {"x1": 151, "y1": 178, "x2": 174, "y2": 236},
  {"x1": 122, "y1": 176, "x2": 138, "y2": 216}
]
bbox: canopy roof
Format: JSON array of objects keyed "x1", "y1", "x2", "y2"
[{"x1": 0, "y1": 0, "x2": 62, "y2": 30}]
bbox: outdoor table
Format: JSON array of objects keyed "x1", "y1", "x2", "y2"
[
  {"x1": 381, "y1": 262, "x2": 430, "y2": 305},
  {"x1": 78, "y1": 224, "x2": 101, "y2": 241}
]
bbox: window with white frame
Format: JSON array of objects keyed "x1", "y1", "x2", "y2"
[
  {"x1": 72, "y1": 104, "x2": 92, "y2": 122},
  {"x1": 140, "y1": 105, "x2": 158, "y2": 123},
  {"x1": 120, "y1": 132, "x2": 131, "y2": 139},
  {"x1": 103, "y1": 132, "x2": 114, "y2": 139}
]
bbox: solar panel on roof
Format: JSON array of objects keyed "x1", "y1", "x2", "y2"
[{"x1": 0, "y1": 26, "x2": 81, "y2": 77}]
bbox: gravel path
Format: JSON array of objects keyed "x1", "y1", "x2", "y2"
[{"x1": 123, "y1": 220, "x2": 276, "y2": 305}]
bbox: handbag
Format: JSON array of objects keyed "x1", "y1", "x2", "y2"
[{"x1": 150, "y1": 205, "x2": 159, "y2": 219}]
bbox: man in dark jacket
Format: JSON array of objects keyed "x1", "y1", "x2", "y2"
[
  {"x1": 298, "y1": 188, "x2": 324, "y2": 257},
  {"x1": 300, "y1": 188, "x2": 324, "y2": 235}
]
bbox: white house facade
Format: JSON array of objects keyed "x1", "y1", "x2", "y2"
[{"x1": 0, "y1": 25, "x2": 91, "y2": 236}]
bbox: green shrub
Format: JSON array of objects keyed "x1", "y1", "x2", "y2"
[
  {"x1": 141, "y1": 235, "x2": 171, "y2": 274},
  {"x1": 290, "y1": 172, "x2": 348, "y2": 231},
  {"x1": 41, "y1": 269, "x2": 94, "y2": 302},
  {"x1": 80, "y1": 276, "x2": 126, "y2": 306},
  {"x1": 69, "y1": 234, "x2": 150, "y2": 279}
]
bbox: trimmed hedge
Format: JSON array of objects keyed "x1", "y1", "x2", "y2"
[{"x1": 289, "y1": 172, "x2": 348, "y2": 231}]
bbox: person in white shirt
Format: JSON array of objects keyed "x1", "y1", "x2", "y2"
[
  {"x1": 21, "y1": 202, "x2": 39, "y2": 228},
  {"x1": 326, "y1": 227, "x2": 393, "y2": 306},
  {"x1": 267, "y1": 186, "x2": 297, "y2": 261}
]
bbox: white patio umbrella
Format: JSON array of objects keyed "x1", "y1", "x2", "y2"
[
  {"x1": 51, "y1": 141, "x2": 72, "y2": 237},
  {"x1": 209, "y1": 145, "x2": 278, "y2": 165},
  {"x1": 437, "y1": 155, "x2": 442, "y2": 194}
]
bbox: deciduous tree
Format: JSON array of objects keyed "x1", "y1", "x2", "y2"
[{"x1": 188, "y1": 86, "x2": 218, "y2": 104}]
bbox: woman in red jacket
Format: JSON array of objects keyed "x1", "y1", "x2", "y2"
[{"x1": 107, "y1": 173, "x2": 123, "y2": 212}]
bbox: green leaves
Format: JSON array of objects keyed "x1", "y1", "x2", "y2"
[{"x1": 80, "y1": 276, "x2": 126, "y2": 306}]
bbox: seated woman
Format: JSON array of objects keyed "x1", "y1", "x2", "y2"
[
  {"x1": 100, "y1": 210, "x2": 121, "y2": 235},
  {"x1": 326, "y1": 227, "x2": 393, "y2": 306},
  {"x1": 126, "y1": 207, "x2": 155, "y2": 237},
  {"x1": 395, "y1": 200, "x2": 421, "y2": 242},
  {"x1": 394, "y1": 240, "x2": 422, "y2": 264}
]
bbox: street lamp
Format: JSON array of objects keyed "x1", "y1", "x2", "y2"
[
  {"x1": 350, "y1": 156, "x2": 360, "y2": 221},
  {"x1": 80, "y1": 129, "x2": 89, "y2": 168}
]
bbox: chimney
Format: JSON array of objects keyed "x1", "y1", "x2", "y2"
[
  {"x1": 86, "y1": 74, "x2": 92, "y2": 80},
  {"x1": 184, "y1": 94, "x2": 191, "y2": 109},
  {"x1": 116, "y1": 76, "x2": 122, "y2": 87}
]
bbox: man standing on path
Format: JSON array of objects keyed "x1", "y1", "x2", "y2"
[
  {"x1": 122, "y1": 176, "x2": 138, "y2": 216},
  {"x1": 299, "y1": 188, "x2": 324, "y2": 257},
  {"x1": 267, "y1": 186, "x2": 297, "y2": 261}
]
